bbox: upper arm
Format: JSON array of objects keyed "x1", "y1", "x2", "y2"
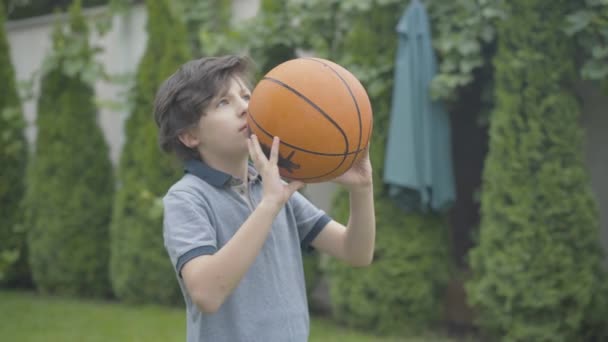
[
  {"x1": 310, "y1": 220, "x2": 348, "y2": 260},
  {"x1": 180, "y1": 254, "x2": 223, "y2": 313},
  {"x1": 180, "y1": 254, "x2": 211, "y2": 300},
  {"x1": 288, "y1": 191, "x2": 332, "y2": 249}
]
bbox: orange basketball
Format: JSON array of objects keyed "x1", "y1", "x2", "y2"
[{"x1": 247, "y1": 57, "x2": 373, "y2": 183}]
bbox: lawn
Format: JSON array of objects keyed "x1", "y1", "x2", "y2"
[{"x1": 0, "y1": 290, "x2": 454, "y2": 341}]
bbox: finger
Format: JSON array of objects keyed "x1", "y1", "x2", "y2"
[
  {"x1": 287, "y1": 180, "x2": 305, "y2": 194},
  {"x1": 269, "y1": 136, "x2": 279, "y2": 165},
  {"x1": 247, "y1": 137, "x2": 257, "y2": 163},
  {"x1": 362, "y1": 143, "x2": 370, "y2": 155},
  {"x1": 358, "y1": 144, "x2": 371, "y2": 161},
  {"x1": 250, "y1": 135, "x2": 266, "y2": 162}
]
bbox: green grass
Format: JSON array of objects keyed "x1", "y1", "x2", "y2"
[{"x1": 0, "y1": 290, "x2": 409, "y2": 341}]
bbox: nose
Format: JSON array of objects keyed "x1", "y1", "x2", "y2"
[{"x1": 237, "y1": 97, "x2": 248, "y2": 117}]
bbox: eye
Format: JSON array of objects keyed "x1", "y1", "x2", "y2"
[
  {"x1": 242, "y1": 94, "x2": 251, "y2": 101},
  {"x1": 217, "y1": 99, "x2": 229, "y2": 107}
]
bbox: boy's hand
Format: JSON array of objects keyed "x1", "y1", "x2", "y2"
[
  {"x1": 332, "y1": 145, "x2": 373, "y2": 192},
  {"x1": 248, "y1": 135, "x2": 304, "y2": 208}
]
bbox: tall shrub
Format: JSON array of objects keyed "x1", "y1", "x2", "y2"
[
  {"x1": 110, "y1": 0, "x2": 190, "y2": 304},
  {"x1": 467, "y1": 0, "x2": 606, "y2": 340},
  {"x1": 24, "y1": 0, "x2": 114, "y2": 297},
  {"x1": 0, "y1": 1, "x2": 28, "y2": 284}
]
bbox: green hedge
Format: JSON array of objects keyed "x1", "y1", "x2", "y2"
[
  {"x1": 467, "y1": 0, "x2": 607, "y2": 340},
  {"x1": 327, "y1": 195, "x2": 449, "y2": 334},
  {"x1": 0, "y1": 2, "x2": 28, "y2": 284},
  {"x1": 24, "y1": 1, "x2": 114, "y2": 297},
  {"x1": 109, "y1": 0, "x2": 190, "y2": 305}
]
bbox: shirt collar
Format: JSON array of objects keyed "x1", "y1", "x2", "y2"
[{"x1": 184, "y1": 159, "x2": 260, "y2": 187}]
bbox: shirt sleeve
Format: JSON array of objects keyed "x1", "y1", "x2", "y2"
[
  {"x1": 163, "y1": 190, "x2": 217, "y2": 277},
  {"x1": 288, "y1": 190, "x2": 332, "y2": 250}
]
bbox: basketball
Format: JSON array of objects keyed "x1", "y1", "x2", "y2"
[{"x1": 247, "y1": 57, "x2": 373, "y2": 183}]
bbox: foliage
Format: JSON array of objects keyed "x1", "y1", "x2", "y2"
[
  {"x1": 425, "y1": 0, "x2": 504, "y2": 102},
  {"x1": 37, "y1": 14, "x2": 104, "y2": 86},
  {"x1": 174, "y1": 0, "x2": 232, "y2": 57},
  {"x1": 0, "y1": 1, "x2": 27, "y2": 283},
  {"x1": 467, "y1": 0, "x2": 607, "y2": 340},
  {"x1": 565, "y1": 0, "x2": 608, "y2": 85},
  {"x1": 3, "y1": 0, "x2": 109, "y2": 20},
  {"x1": 327, "y1": 196, "x2": 450, "y2": 335},
  {"x1": 109, "y1": 0, "x2": 190, "y2": 305},
  {"x1": 23, "y1": 0, "x2": 114, "y2": 297},
  {"x1": 425, "y1": 0, "x2": 608, "y2": 100}
]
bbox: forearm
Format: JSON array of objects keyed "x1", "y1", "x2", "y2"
[
  {"x1": 184, "y1": 199, "x2": 281, "y2": 313},
  {"x1": 344, "y1": 184, "x2": 376, "y2": 266}
]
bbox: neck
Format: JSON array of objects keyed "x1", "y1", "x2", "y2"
[{"x1": 199, "y1": 151, "x2": 249, "y2": 182}]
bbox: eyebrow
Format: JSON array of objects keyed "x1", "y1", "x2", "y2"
[
  {"x1": 216, "y1": 85, "x2": 231, "y2": 99},
  {"x1": 211, "y1": 78, "x2": 250, "y2": 106},
  {"x1": 234, "y1": 77, "x2": 251, "y2": 93}
]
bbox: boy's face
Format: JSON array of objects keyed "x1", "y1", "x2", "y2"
[{"x1": 187, "y1": 76, "x2": 252, "y2": 161}]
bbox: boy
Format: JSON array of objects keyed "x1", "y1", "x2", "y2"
[{"x1": 154, "y1": 55, "x2": 375, "y2": 342}]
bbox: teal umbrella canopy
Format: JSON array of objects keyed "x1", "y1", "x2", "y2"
[{"x1": 383, "y1": 0, "x2": 455, "y2": 213}]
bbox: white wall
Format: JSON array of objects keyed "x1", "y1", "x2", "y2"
[
  {"x1": 232, "y1": 0, "x2": 260, "y2": 22},
  {"x1": 7, "y1": 10, "x2": 56, "y2": 153}
]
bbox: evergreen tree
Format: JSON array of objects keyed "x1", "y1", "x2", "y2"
[
  {"x1": 24, "y1": 0, "x2": 114, "y2": 297},
  {"x1": 0, "y1": 1, "x2": 28, "y2": 284},
  {"x1": 467, "y1": 0, "x2": 606, "y2": 340},
  {"x1": 110, "y1": 0, "x2": 190, "y2": 304}
]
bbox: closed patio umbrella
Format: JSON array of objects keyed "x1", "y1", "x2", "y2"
[{"x1": 383, "y1": 0, "x2": 455, "y2": 213}]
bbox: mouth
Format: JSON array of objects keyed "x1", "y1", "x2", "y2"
[{"x1": 239, "y1": 123, "x2": 248, "y2": 132}]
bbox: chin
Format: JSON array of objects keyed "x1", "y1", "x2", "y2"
[{"x1": 232, "y1": 146, "x2": 250, "y2": 160}]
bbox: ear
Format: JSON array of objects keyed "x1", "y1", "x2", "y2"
[{"x1": 178, "y1": 129, "x2": 200, "y2": 148}]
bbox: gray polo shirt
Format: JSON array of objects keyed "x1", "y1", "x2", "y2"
[{"x1": 162, "y1": 159, "x2": 331, "y2": 342}]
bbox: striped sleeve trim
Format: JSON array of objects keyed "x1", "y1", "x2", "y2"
[
  {"x1": 301, "y1": 214, "x2": 332, "y2": 252},
  {"x1": 176, "y1": 245, "x2": 217, "y2": 277}
]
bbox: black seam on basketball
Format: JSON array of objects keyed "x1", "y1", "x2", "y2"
[
  {"x1": 260, "y1": 76, "x2": 350, "y2": 154},
  {"x1": 247, "y1": 112, "x2": 358, "y2": 180},
  {"x1": 301, "y1": 58, "x2": 365, "y2": 169},
  {"x1": 247, "y1": 112, "x2": 364, "y2": 157}
]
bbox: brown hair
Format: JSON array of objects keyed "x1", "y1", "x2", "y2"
[{"x1": 154, "y1": 55, "x2": 253, "y2": 161}]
